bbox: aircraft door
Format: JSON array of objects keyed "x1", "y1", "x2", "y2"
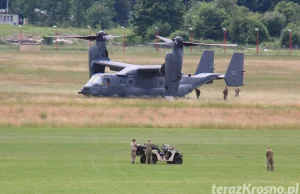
[
  {"x1": 101, "y1": 77, "x2": 111, "y2": 95},
  {"x1": 119, "y1": 78, "x2": 127, "y2": 97}
]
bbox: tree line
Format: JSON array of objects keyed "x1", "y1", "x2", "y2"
[{"x1": 3, "y1": 0, "x2": 300, "y2": 46}]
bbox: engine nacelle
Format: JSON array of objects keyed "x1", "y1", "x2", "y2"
[
  {"x1": 164, "y1": 49, "x2": 183, "y2": 96},
  {"x1": 88, "y1": 42, "x2": 109, "y2": 78}
]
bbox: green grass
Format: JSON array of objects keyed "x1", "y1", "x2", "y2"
[{"x1": 0, "y1": 128, "x2": 299, "y2": 194}]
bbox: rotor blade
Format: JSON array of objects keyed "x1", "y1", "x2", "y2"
[
  {"x1": 104, "y1": 35, "x2": 138, "y2": 41},
  {"x1": 156, "y1": 36, "x2": 173, "y2": 43},
  {"x1": 183, "y1": 42, "x2": 204, "y2": 47},
  {"x1": 183, "y1": 41, "x2": 237, "y2": 47},
  {"x1": 148, "y1": 42, "x2": 174, "y2": 46},
  {"x1": 104, "y1": 35, "x2": 122, "y2": 40},
  {"x1": 196, "y1": 43, "x2": 238, "y2": 47},
  {"x1": 47, "y1": 35, "x2": 98, "y2": 41}
]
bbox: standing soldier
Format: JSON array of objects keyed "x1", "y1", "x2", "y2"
[
  {"x1": 223, "y1": 86, "x2": 229, "y2": 100},
  {"x1": 235, "y1": 87, "x2": 241, "y2": 97},
  {"x1": 195, "y1": 88, "x2": 201, "y2": 99},
  {"x1": 144, "y1": 139, "x2": 153, "y2": 164},
  {"x1": 130, "y1": 139, "x2": 137, "y2": 164},
  {"x1": 266, "y1": 148, "x2": 274, "y2": 171}
]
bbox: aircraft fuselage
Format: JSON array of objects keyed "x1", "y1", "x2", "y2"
[{"x1": 79, "y1": 72, "x2": 223, "y2": 98}]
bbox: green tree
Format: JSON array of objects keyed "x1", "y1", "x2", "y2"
[
  {"x1": 113, "y1": 0, "x2": 130, "y2": 25},
  {"x1": 131, "y1": 0, "x2": 185, "y2": 38},
  {"x1": 184, "y1": 2, "x2": 201, "y2": 25},
  {"x1": 214, "y1": 0, "x2": 238, "y2": 12},
  {"x1": 10, "y1": 0, "x2": 41, "y2": 24},
  {"x1": 70, "y1": 0, "x2": 85, "y2": 27},
  {"x1": 274, "y1": 1, "x2": 300, "y2": 24},
  {"x1": 263, "y1": 11, "x2": 286, "y2": 37},
  {"x1": 237, "y1": 0, "x2": 280, "y2": 12},
  {"x1": 186, "y1": 2, "x2": 228, "y2": 40},
  {"x1": 280, "y1": 23, "x2": 300, "y2": 47},
  {"x1": 227, "y1": 7, "x2": 270, "y2": 44},
  {"x1": 38, "y1": 0, "x2": 71, "y2": 26},
  {"x1": 85, "y1": 1, "x2": 115, "y2": 29},
  {"x1": 145, "y1": 22, "x2": 172, "y2": 40},
  {"x1": 169, "y1": 30, "x2": 190, "y2": 41}
]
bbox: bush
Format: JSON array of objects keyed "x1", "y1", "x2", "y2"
[
  {"x1": 261, "y1": 41, "x2": 281, "y2": 49},
  {"x1": 169, "y1": 30, "x2": 190, "y2": 41},
  {"x1": 39, "y1": 112, "x2": 48, "y2": 120},
  {"x1": 42, "y1": 35, "x2": 53, "y2": 45},
  {"x1": 145, "y1": 22, "x2": 172, "y2": 41},
  {"x1": 0, "y1": 39, "x2": 7, "y2": 45}
]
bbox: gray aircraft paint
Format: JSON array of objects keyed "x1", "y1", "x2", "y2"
[{"x1": 61, "y1": 31, "x2": 244, "y2": 98}]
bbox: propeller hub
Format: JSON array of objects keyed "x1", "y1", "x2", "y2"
[
  {"x1": 173, "y1": 36, "x2": 183, "y2": 48},
  {"x1": 96, "y1": 31, "x2": 107, "y2": 42}
]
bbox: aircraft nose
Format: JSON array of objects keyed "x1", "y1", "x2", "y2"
[{"x1": 78, "y1": 86, "x2": 91, "y2": 94}]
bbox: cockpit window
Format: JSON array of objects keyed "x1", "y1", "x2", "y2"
[
  {"x1": 103, "y1": 78, "x2": 111, "y2": 86},
  {"x1": 88, "y1": 75, "x2": 102, "y2": 85}
]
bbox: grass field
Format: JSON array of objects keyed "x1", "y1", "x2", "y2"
[
  {"x1": 0, "y1": 48, "x2": 300, "y2": 193},
  {"x1": 0, "y1": 51, "x2": 300, "y2": 129},
  {"x1": 0, "y1": 128, "x2": 300, "y2": 194}
]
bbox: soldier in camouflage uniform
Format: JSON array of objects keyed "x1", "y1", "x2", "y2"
[
  {"x1": 223, "y1": 86, "x2": 229, "y2": 100},
  {"x1": 130, "y1": 139, "x2": 137, "y2": 164},
  {"x1": 266, "y1": 148, "x2": 274, "y2": 171},
  {"x1": 144, "y1": 139, "x2": 153, "y2": 164},
  {"x1": 195, "y1": 88, "x2": 201, "y2": 99},
  {"x1": 235, "y1": 87, "x2": 241, "y2": 97}
]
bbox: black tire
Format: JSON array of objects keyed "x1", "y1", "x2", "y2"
[
  {"x1": 152, "y1": 155, "x2": 158, "y2": 164},
  {"x1": 173, "y1": 156, "x2": 183, "y2": 164},
  {"x1": 140, "y1": 155, "x2": 146, "y2": 163}
]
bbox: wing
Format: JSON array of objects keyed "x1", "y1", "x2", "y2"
[
  {"x1": 137, "y1": 65, "x2": 161, "y2": 72},
  {"x1": 94, "y1": 60, "x2": 161, "y2": 74},
  {"x1": 93, "y1": 60, "x2": 135, "y2": 71}
]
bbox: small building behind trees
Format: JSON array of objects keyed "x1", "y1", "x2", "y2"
[{"x1": 0, "y1": 12, "x2": 19, "y2": 25}]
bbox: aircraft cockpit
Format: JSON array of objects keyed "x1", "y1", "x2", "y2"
[
  {"x1": 79, "y1": 74, "x2": 111, "y2": 95},
  {"x1": 88, "y1": 75, "x2": 111, "y2": 86}
]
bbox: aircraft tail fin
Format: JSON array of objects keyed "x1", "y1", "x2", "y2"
[
  {"x1": 195, "y1": 50, "x2": 214, "y2": 75},
  {"x1": 224, "y1": 53, "x2": 245, "y2": 86}
]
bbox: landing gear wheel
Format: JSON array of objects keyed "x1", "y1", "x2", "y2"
[{"x1": 140, "y1": 155, "x2": 146, "y2": 163}]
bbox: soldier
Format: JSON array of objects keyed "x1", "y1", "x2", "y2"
[
  {"x1": 223, "y1": 86, "x2": 229, "y2": 100},
  {"x1": 195, "y1": 88, "x2": 201, "y2": 99},
  {"x1": 235, "y1": 87, "x2": 241, "y2": 97},
  {"x1": 266, "y1": 148, "x2": 274, "y2": 171},
  {"x1": 144, "y1": 139, "x2": 153, "y2": 164},
  {"x1": 130, "y1": 139, "x2": 137, "y2": 164}
]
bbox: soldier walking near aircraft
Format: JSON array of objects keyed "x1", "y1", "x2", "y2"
[
  {"x1": 144, "y1": 139, "x2": 153, "y2": 164},
  {"x1": 235, "y1": 87, "x2": 241, "y2": 97},
  {"x1": 266, "y1": 148, "x2": 274, "y2": 171},
  {"x1": 130, "y1": 139, "x2": 137, "y2": 164},
  {"x1": 223, "y1": 86, "x2": 228, "y2": 100},
  {"x1": 195, "y1": 88, "x2": 201, "y2": 99}
]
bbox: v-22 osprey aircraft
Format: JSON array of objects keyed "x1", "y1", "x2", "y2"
[{"x1": 58, "y1": 31, "x2": 245, "y2": 98}]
